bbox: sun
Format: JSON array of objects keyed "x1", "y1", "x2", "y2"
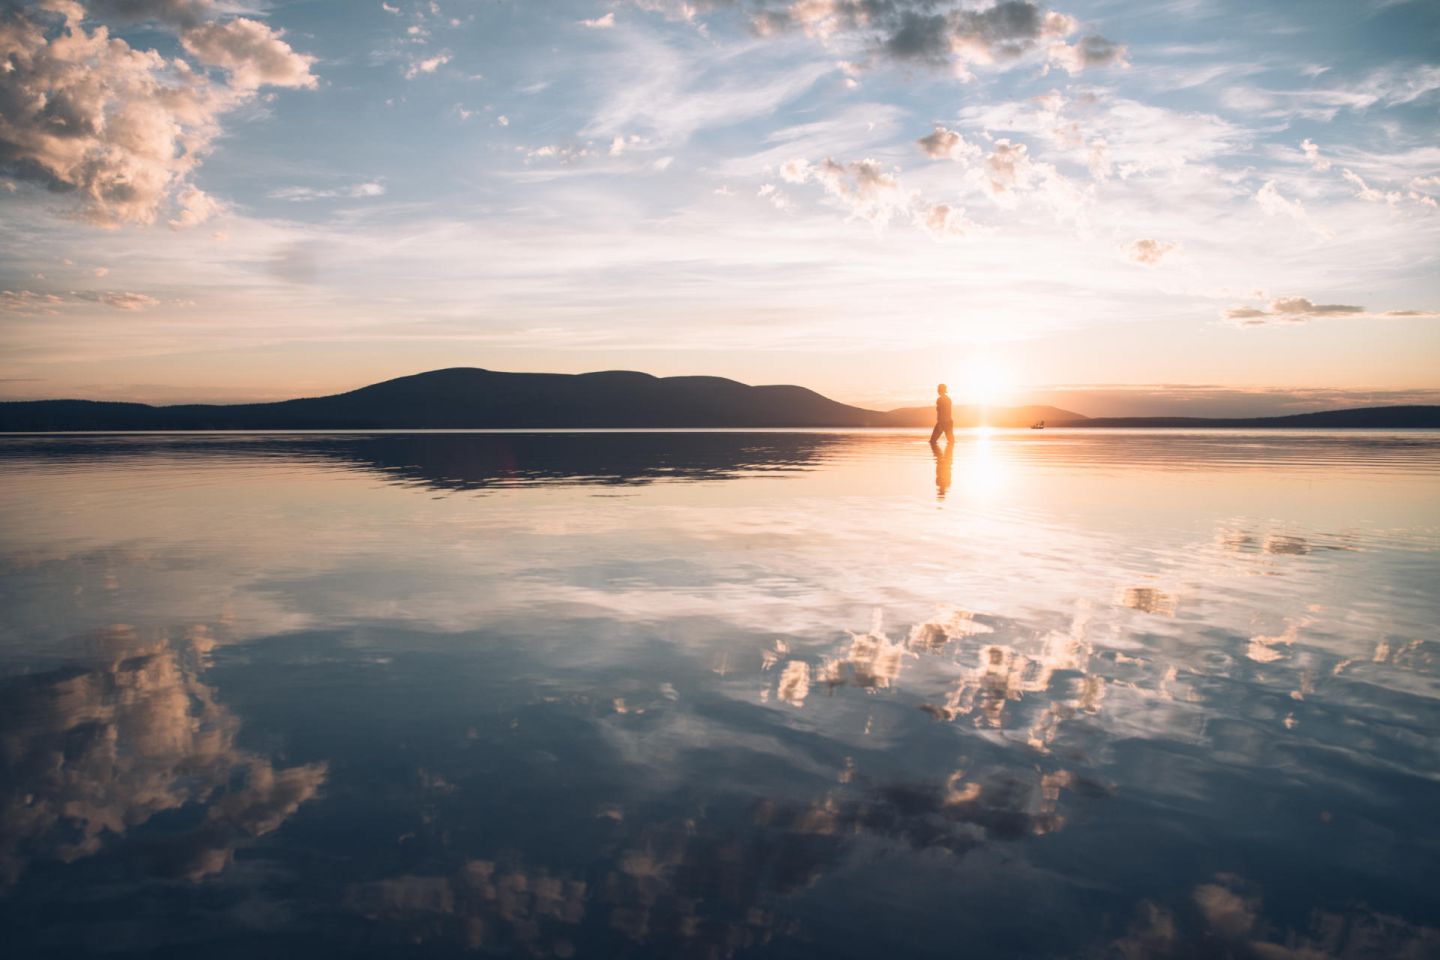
[{"x1": 959, "y1": 359, "x2": 1017, "y2": 408}]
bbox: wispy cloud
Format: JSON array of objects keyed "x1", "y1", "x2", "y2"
[{"x1": 1223, "y1": 297, "x2": 1437, "y2": 326}]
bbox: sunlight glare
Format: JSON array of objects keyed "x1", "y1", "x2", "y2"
[{"x1": 960, "y1": 360, "x2": 1017, "y2": 410}]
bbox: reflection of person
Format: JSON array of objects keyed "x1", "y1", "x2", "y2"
[
  {"x1": 929, "y1": 383, "x2": 954, "y2": 444},
  {"x1": 931, "y1": 438, "x2": 954, "y2": 499}
]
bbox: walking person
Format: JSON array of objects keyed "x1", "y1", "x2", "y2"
[{"x1": 929, "y1": 383, "x2": 954, "y2": 445}]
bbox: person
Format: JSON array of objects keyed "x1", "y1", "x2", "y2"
[{"x1": 929, "y1": 383, "x2": 954, "y2": 445}]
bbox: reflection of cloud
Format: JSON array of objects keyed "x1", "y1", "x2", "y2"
[
  {"x1": 0, "y1": 628, "x2": 326, "y2": 887},
  {"x1": 777, "y1": 660, "x2": 811, "y2": 705},
  {"x1": 1262, "y1": 534, "x2": 1309, "y2": 556},
  {"x1": 1246, "y1": 620, "x2": 1299, "y2": 664},
  {"x1": 347, "y1": 761, "x2": 1107, "y2": 955},
  {"x1": 1100, "y1": 874, "x2": 1440, "y2": 958},
  {"x1": 1121, "y1": 587, "x2": 1177, "y2": 616},
  {"x1": 811, "y1": 614, "x2": 913, "y2": 693},
  {"x1": 347, "y1": 860, "x2": 588, "y2": 955},
  {"x1": 908, "y1": 608, "x2": 993, "y2": 652}
]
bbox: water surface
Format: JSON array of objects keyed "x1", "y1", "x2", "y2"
[{"x1": 2, "y1": 430, "x2": 1438, "y2": 958}]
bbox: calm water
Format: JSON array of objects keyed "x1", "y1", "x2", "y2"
[{"x1": 1, "y1": 430, "x2": 1438, "y2": 958}]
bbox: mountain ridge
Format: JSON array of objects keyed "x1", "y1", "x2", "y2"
[
  {"x1": 0, "y1": 367, "x2": 1080, "y2": 431},
  {"x1": 0, "y1": 367, "x2": 1435, "y2": 430}
]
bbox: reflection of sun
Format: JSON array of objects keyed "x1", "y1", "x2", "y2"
[{"x1": 959, "y1": 429, "x2": 1006, "y2": 500}]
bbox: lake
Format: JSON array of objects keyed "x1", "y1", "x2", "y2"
[{"x1": 1, "y1": 430, "x2": 1438, "y2": 958}]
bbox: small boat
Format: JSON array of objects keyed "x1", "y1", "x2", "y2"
[{"x1": 1030, "y1": 419, "x2": 1045, "y2": 429}]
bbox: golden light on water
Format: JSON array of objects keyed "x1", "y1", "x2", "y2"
[{"x1": 958, "y1": 428, "x2": 1007, "y2": 501}]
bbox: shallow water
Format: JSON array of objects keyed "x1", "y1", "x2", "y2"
[{"x1": 1, "y1": 429, "x2": 1438, "y2": 958}]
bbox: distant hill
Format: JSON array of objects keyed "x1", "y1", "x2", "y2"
[
  {"x1": 0, "y1": 367, "x2": 1084, "y2": 431},
  {"x1": 0, "y1": 369, "x2": 1432, "y2": 431},
  {"x1": 1054, "y1": 406, "x2": 1440, "y2": 429}
]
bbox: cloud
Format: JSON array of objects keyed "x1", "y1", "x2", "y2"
[
  {"x1": 960, "y1": 92, "x2": 1245, "y2": 178},
  {"x1": 633, "y1": 1, "x2": 1125, "y2": 81},
  {"x1": 781, "y1": 157, "x2": 914, "y2": 226},
  {"x1": 581, "y1": 12, "x2": 617, "y2": 28},
  {"x1": 0, "y1": 289, "x2": 68, "y2": 315},
  {"x1": 1254, "y1": 181, "x2": 1330, "y2": 237},
  {"x1": 525, "y1": 143, "x2": 592, "y2": 163},
  {"x1": 100, "y1": 291, "x2": 162, "y2": 310},
  {"x1": 1047, "y1": 33, "x2": 1129, "y2": 74},
  {"x1": 1222, "y1": 65, "x2": 1440, "y2": 122},
  {"x1": 268, "y1": 181, "x2": 388, "y2": 201},
  {"x1": 0, "y1": 2, "x2": 316, "y2": 226},
  {"x1": 918, "y1": 202, "x2": 975, "y2": 238},
  {"x1": 1221, "y1": 296, "x2": 1437, "y2": 326},
  {"x1": 978, "y1": 137, "x2": 1086, "y2": 222},
  {"x1": 917, "y1": 125, "x2": 979, "y2": 161},
  {"x1": 757, "y1": 182, "x2": 791, "y2": 210},
  {"x1": 167, "y1": 185, "x2": 224, "y2": 229},
  {"x1": 1126, "y1": 238, "x2": 1176, "y2": 265},
  {"x1": 179, "y1": 17, "x2": 317, "y2": 90},
  {"x1": 1340, "y1": 168, "x2": 1402, "y2": 206},
  {"x1": 85, "y1": 0, "x2": 214, "y2": 28},
  {"x1": 405, "y1": 51, "x2": 452, "y2": 79},
  {"x1": 1301, "y1": 138, "x2": 1331, "y2": 172},
  {"x1": 985, "y1": 138, "x2": 1036, "y2": 193}
]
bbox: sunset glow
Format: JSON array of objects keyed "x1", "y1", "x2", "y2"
[{"x1": 0, "y1": 0, "x2": 1436, "y2": 416}]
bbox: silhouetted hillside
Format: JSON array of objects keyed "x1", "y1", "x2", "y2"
[
  {"x1": 0, "y1": 370, "x2": 1432, "y2": 431},
  {"x1": 0, "y1": 368, "x2": 1083, "y2": 431},
  {"x1": 1054, "y1": 406, "x2": 1440, "y2": 429}
]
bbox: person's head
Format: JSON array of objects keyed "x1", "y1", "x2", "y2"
[{"x1": 937, "y1": 383, "x2": 948, "y2": 396}]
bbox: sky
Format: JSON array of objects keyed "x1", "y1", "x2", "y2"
[{"x1": 0, "y1": 0, "x2": 1437, "y2": 417}]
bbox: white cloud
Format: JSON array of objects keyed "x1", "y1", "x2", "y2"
[
  {"x1": 1126, "y1": 239, "x2": 1177, "y2": 265},
  {"x1": 180, "y1": 18, "x2": 317, "y2": 90},
  {"x1": 405, "y1": 51, "x2": 452, "y2": 79},
  {"x1": 1340, "y1": 168, "x2": 1402, "y2": 206},
  {"x1": 1254, "y1": 181, "x2": 1330, "y2": 238},
  {"x1": 918, "y1": 202, "x2": 976, "y2": 238},
  {"x1": 167, "y1": 186, "x2": 225, "y2": 229},
  {"x1": 783, "y1": 157, "x2": 914, "y2": 227},
  {"x1": 581, "y1": 12, "x2": 616, "y2": 28},
  {"x1": 1222, "y1": 65, "x2": 1440, "y2": 122},
  {"x1": 1300, "y1": 139, "x2": 1331, "y2": 172},
  {"x1": 582, "y1": 29, "x2": 832, "y2": 147},
  {"x1": 0, "y1": 289, "x2": 68, "y2": 315},
  {"x1": 917, "y1": 126, "x2": 979, "y2": 161},
  {"x1": 268, "y1": 182, "x2": 389, "y2": 201},
  {"x1": 1047, "y1": 34, "x2": 1129, "y2": 75},
  {"x1": 1222, "y1": 296, "x2": 1437, "y2": 326},
  {"x1": 525, "y1": 144, "x2": 592, "y2": 163},
  {"x1": 0, "y1": 2, "x2": 316, "y2": 226},
  {"x1": 101, "y1": 291, "x2": 162, "y2": 310},
  {"x1": 757, "y1": 182, "x2": 791, "y2": 211}
]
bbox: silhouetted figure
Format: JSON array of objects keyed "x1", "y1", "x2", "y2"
[
  {"x1": 931, "y1": 438, "x2": 954, "y2": 499},
  {"x1": 929, "y1": 383, "x2": 954, "y2": 444}
]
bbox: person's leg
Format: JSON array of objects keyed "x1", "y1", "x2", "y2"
[
  {"x1": 944, "y1": 423, "x2": 954, "y2": 444},
  {"x1": 930, "y1": 423, "x2": 942, "y2": 443}
]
